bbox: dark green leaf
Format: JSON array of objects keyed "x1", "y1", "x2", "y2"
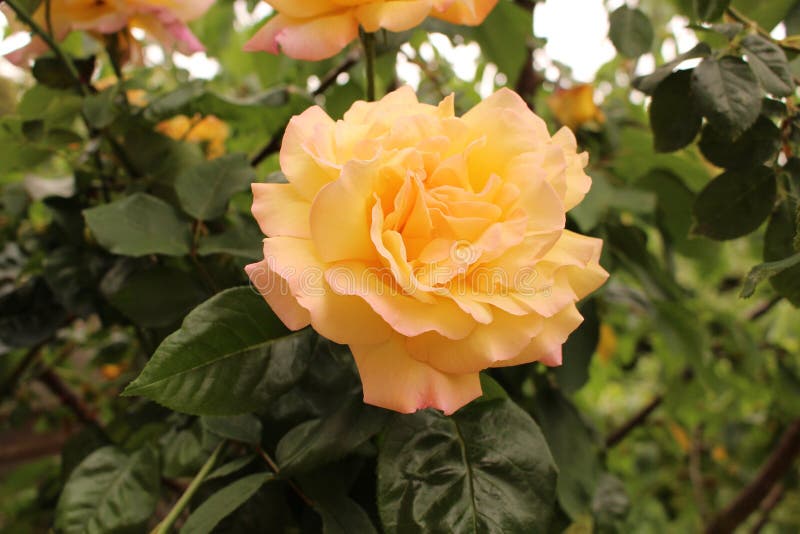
[
  {"x1": 741, "y1": 34, "x2": 795, "y2": 97},
  {"x1": 32, "y1": 56, "x2": 95, "y2": 90},
  {"x1": 531, "y1": 384, "x2": 601, "y2": 519},
  {"x1": 180, "y1": 473, "x2": 274, "y2": 534},
  {"x1": 378, "y1": 398, "x2": 557, "y2": 533},
  {"x1": 197, "y1": 219, "x2": 263, "y2": 259},
  {"x1": 698, "y1": 116, "x2": 781, "y2": 169},
  {"x1": 276, "y1": 396, "x2": 388, "y2": 475},
  {"x1": 161, "y1": 426, "x2": 204, "y2": 479},
  {"x1": 636, "y1": 170, "x2": 696, "y2": 249},
  {"x1": 54, "y1": 446, "x2": 160, "y2": 534},
  {"x1": 202, "y1": 414, "x2": 263, "y2": 445},
  {"x1": 315, "y1": 493, "x2": 379, "y2": 534},
  {"x1": 101, "y1": 265, "x2": 208, "y2": 328},
  {"x1": 649, "y1": 70, "x2": 702, "y2": 152},
  {"x1": 207, "y1": 455, "x2": 256, "y2": 481},
  {"x1": 123, "y1": 288, "x2": 316, "y2": 415},
  {"x1": 609, "y1": 7, "x2": 654, "y2": 58},
  {"x1": 692, "y1": 166, "x2": 776, "y2": 240},
  {"x1": 175, "y1": 154, "x2": 255, "y2": 220},
  {"x1": 0, "y1": 277, "x2": 67, "y2": 349},
  {"x1": 764, "y1": 197, "x2": 800, "y2": 305},
  {"x1": 553, "y1": 300, "x2": 599, "y2": 395},
  {"x1": 633, "y1": 43, "x2": 711, "y2": 94},
  {"x1": 84, "y1": 193, "x2": 192, "y2": 257},
  {"x1": 693, "y1": 0, "x2": 730, "y2": 20},
  {"x1": 691, "y1": 57, "x2": 762, "y2": 137}
]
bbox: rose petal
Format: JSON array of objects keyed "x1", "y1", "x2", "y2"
[
  {"x1": 351, "y1": 333, "x2": 482, "y2": 414},
  {"x1": 251, "y1": 183, "x2": 312, "y2": 239},
  {"x1": 243, "y1": 11, "x2": 359, "y2": 61},
  {"x1": 356, "y1": 0, "x2": 433, "y2": 32}
]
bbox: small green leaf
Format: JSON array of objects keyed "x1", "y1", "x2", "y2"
[
  {"x1": 609, "y1": 7, "x2": 654, "y2": 58},
  {"x1": 32, "y1": 56, "x2": 95, "y2": 90},
  {"x1": 698, "y1": 116, "x2": 781, "y2": 169},
  {"x1": 649, "y1": 70, "x2": 702, "y2": 152},
  {"x1": 180, "y1": 473, "x2": 274, "y2": 534},
  {"x1": 206, "y1": 455, "x2": 256, "y2": 481},
  {"x1": 84, "y1": 193, "x2": 192, "y2": 257},
  {"x1": 123, "y1": 288, "x2": 317, "y2": 415},
  {"x1": 741, "y1": 34, "x2": 795, "y2": 97},
  {"x1": 276, "y1": 396, "x2": 388, "y2": 475},
  {"x1": 82, "y1": 87, "x2": 118, "y2": 129},
  {"x1": 693, "y1": 0, "x2": 730, "y2": 20},
  {"x1": 202, "y1": 414, "x2": 263, "y2": 445},
  {"x1": 740, "y1": 252, "x2": 800, "y2": 298},
  {"x1": 55, "y1": 446, "x2": 160, "y2": 534},
  {"x1": 691, "y1": 56, "x2": 762, "y2": 137},
  {"x1": 175, "y1": 153, "x2": 255, "y2": 220},
  {"x1": 692, "y1": 166, "x2": 776, "y2": 240},
  {"x1": 764, "y1": 197, "x2": 800, "y2": 305},
  {"x1": 633, "y1": 43, "x2": 711, "y2": 94},
  {"x1": 378, "y1": 398, "x2": 557, "y2": 533}
]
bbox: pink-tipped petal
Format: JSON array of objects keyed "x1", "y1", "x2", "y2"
[{"x1": 244, "y1": 11, "x2": 358, "y2": 61}]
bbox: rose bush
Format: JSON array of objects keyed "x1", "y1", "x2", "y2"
[
  {"x1": 246, "y1": 86, "x2": 608, "y2": 414},
  {"x1": 244, "y1": 0, "x2": 498, "y2": 60},
  {"x1": 2, "y1": 0, "x2": 213, "y2": 64}
]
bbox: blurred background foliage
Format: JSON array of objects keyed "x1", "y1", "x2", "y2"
[{"x1": 1, "y1": 0, "x2": 800, "y2": 532}]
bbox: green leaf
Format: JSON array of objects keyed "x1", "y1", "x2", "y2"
[
  {"x1": 206, "y1": 455, "x2": 256, "y2": 481},
  {"x1": 609, "y1": 7, "x2": 654, "y2": 58},
  {"x1": 84, "y1": 193, "x2": 192, "y2": 257},
  {"x1": 315, "y1": 493, "x2": 379, "y2": 534},
  {"x1": 122, "y1": 287, "x2": 317, "y2": 415},
  {"x1": 698, "y1": 116, "x2": 781, "y2": 169},
  {"x1": 764, "y1": 197, "x2": 800, "y2": 305},
  {"x1": 55, "y1": 445, "x2": 160, "y2": 534},
  {"x1": 32, "y1": 56, "x2": 95, "y2": 90},
  {"x1": 732, "y1": 0, "x2": 797, "y2": 30},
  {"x1": 553, "y1": 300, "x2": 600, "y2": 395},
  {"x1": 633, "y1": 43, "x2": 711, "y2": 94},
  {"x1": 101, "y1": 265, "x2": 208, "y2": 328},
  {"x1": 82, "y1": 87, "x2": 118, "y2": 129},
  {"x1": 161, "y1": 426, "x2": 204, "y2": 479},
  {"x1": 276, "y1": 396, "x2": 388, "y2": 475},
  {"x1": 175, "y1": 154, "x2": 255, "y2": 220},
  {"x1": 202, "y1": 414, "x2": 263, "y2": 445},
  {"x1": 741, "y1": 34, "x2": 795, "y2": 97},
  {"x1": 0, "y1": 277, "x2": 67, "y2": 349},
  {"x1": 649, "y1": 70, "x2": 702, "y2": 152},
  {"x1": 180, "y1": 473, "x2": 274, "y2": 534},
  {"x1": 693, "y1": 0, "x2": 730, "y2": 20},
  {"x1": 531, "y1": 384, "x2": 601, "y2": 520},
  {"x1": 378, "y1": 398, "x2": 557, "y2": 533},
  {"x1": 197, "y1": 219, "x2": 263, "y2": 259},
  {"x1": 740, "y1": 252, "x2": 800, "y2": 297},
  {"x1": 692, "y1": 166, "x2": 776, "y2": 240},
  {"x1": 691, "y1": 57, "x2": 762, "y2": 137}
]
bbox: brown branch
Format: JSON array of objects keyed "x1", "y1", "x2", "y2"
[
  {"x1": 0, "y1": 340, "x2": 47, "y2": 397},
  {"x1": 605, "y1": 395, "x2": 664, "y2": 448},
  {"x1": 514, "y1": 44, "x2": 543, "y2": 111},
  {"x1": 705, "y1": 419, "x2": 800, "y2": 534},
  {"x1": 37, "y1": 367, "x2": 99, "y2": 427},
  {"x1": 256, "y1": 447, "x2": 314, "y2": 508},
  {"x1": 750, "y1": 483, "x2": 786, "y2": 534},
  {"x1": 690, "y1": 425, "x2": 711, "y2": 522},
  {"x1": 748, "y1": 295, "x2": 783, "y2": 321}
]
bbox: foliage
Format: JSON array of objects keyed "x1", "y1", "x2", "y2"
[{"x1": 1, "y1": 0, "x2": 800, "y2": 533}]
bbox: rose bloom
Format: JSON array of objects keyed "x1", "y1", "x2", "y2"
[
  {"x1": 246, "y1": 87, "x2": 608, "y2": 414},
  {"x1": 2, "y1": 0, "x2": 213, "y2": 65},
  {"x1": 156, "y1": 114, "x2": 230, "y2": 159},
  {"x1": 244, "y1": 0, "x2": 498, "y2": 61},
  {"x1": 547, "y1": 84, "x2": 606, "y2": 131}
]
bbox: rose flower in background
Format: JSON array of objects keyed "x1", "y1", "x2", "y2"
[
  {"x1": 246, "y1": 87, "x2": 608, "y2": 414},
  {"x1": 244, "y1": 0, "x2": 499, "y2": 60},
  {"x1": 156, "y1": 114, "x2": 230, "y2": 159},
  {"x1": 1, "y1": 0, "x2": 213, "y2": 65},
  {"x1": 547, "y1": 84, "x2": 606, "y2": 131}
]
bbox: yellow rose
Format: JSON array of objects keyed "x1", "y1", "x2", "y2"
[
  {"x1": 4, "y1": 0, "x2": 213, "y2": 64},
  {"x1": 547, "y1": 84, "x2": 606, "y2": 131},
  {"x1": 156, "y1": 114, "x2": 230, "y2": 159},
  {"x1": 246, "y1": 87, "x2": 608, "y2": 414},
  {"x1": 244, "y1": 0, "x2": 499, "y2": 61}
]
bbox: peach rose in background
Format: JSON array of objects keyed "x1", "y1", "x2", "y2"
[
  {"x1": 156, "y1": 114, "x2": 230, "y2": 159},
  {"x1": 246, "y1": 87, "x2": 608, "y2": 414},
  {"x1": 547, "y1": 84, "x2": 606, "y2": 131},
  {"x1": 244, "y1": 0, "x2": 499, "y2": 61},
  {"x1": 2, "y1": 0, "x2": 213, "y2": 65}
]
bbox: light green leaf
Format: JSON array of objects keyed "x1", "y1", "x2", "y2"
[
  {"x1": 180, "y1": 473, "x2": 274, "y2": 534},
  {"x1": 609, "y1": 7, "x2": 654, "y2": 58},
  {"x1": 175, "y1": 153, "x2": 255, "y2": 220},
  {"x1": 83, "y1": 193, "x2": 191, "y2": 257},
  {"x1": 693, "y1": 0, "x2": 730, "y2": 20}
]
